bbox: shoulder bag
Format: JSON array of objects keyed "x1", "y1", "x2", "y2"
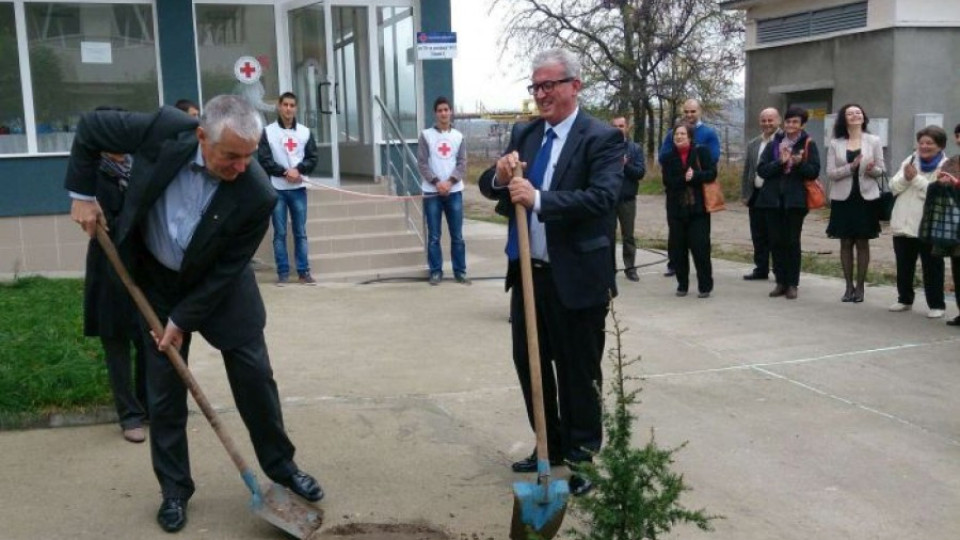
[{"x1": 802, "y1": 138, "x2": 826, "y2": 210}]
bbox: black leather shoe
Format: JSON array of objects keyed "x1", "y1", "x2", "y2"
[
  {"x1": 157, "y1": 498, "x2": 187, "y2": 533},
  {"x1": 625, "y1": 269, "x2": 640, "y2": 282},
  {"x1": 663, "y1": 268, "x2": 676, "y2": 277},
  {"x1": 947, "y1": 316, "x2": 960, "y2": 327},
  {"x1": 743, "y1": 271, "x2": 768, "y2": 281},
  {"x1": 511, "y1": 452, "x2": 564, "y2": 473},
  {"x1": 281, "y1": 470, "x2": 324, "y2": 502},
  {"x1": 569, "y1": 474, "x2": 594, "y2": 496}
]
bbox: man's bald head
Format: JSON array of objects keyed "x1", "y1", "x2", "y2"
[
  {"x1": 759, "y1": 107, "x2": 781, "y2": 137},
  {"x1": 682, "y1": 99, "x2": 702, "y2": 124}
]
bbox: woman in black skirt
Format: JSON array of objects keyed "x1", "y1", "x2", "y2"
[{"x1": 825, "y1": 103, "x2": 886, "y2": 302}]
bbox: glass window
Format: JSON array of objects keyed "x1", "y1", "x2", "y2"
[
  {"x1": 195, "y1": 4, "x2": 278, "y2": 125},
  {"x1": 0, "y1": 3, "x2": 26, "y2": 154},
  {"x1": 378, "y1": 7, "x2": 416, "y2": 139},
  {"x1": 25, "y1": 3, "x2": 160, "y2": 153}
]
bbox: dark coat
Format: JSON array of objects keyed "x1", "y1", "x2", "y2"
[
  {"x1": 755, "y1": 131, "x2": 821, "y2": 209},
  {"x1": 661, "y1": 144, "x2": 717, "y2": 220},
  {"x1": 619, "y1": 139, "x2": 646, "y2": 201},
  {"x1": 64, "y1": 107, "x2": 277, "y2": 350},
  {"x1": 82, "y1": 158, "x2": 139, "y2": 339},
  {"x1": 479, "y1": 111, "x2": 623, "y2": 310}
]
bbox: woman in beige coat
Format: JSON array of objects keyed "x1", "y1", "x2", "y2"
[
  {"x1": 825, "y1": 103, "x2": 885, "y2": 302},
  {"x1": 888, "y1": 126, "x2": 948, "y2": 317}
]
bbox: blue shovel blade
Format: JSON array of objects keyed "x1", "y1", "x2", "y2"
[{"x1": 512, "y1": 478, "x2": 570, "y2": 532}]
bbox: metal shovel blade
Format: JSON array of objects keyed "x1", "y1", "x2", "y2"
[
  {"x1": 509, "y1": 478, "x2": 569, "y2": 540},
  {"x1": 254, "y1": 483, "x2": 324, "y2": 539}
]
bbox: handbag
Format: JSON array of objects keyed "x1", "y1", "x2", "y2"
[
  {"x1": 703, "y1": 181, "x2": 725, "y2": 213},
  {"x1": 918, "y1": 179, "x2": 960, "y2": 251},
  {"x1": 805, "y1": 179, "x2": 826, "y2": 210},
  {"x1": 876, "y1": 170, "x2": 894, "y2": 221},
  {"x1": 799, "y1": 138, "x2": 826, "y2": 210}
]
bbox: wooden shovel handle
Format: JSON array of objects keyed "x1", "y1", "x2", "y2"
[
  {"x1": 511, "y1": 164, "x2": 552, "y2": 480},
  {"x1": 95, "y1": 226, "x2": 253, "y2": 479}
]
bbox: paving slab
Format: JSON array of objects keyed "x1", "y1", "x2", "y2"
[{"x1": 1, "y1": 218, "x2": 958, "y2": 539}]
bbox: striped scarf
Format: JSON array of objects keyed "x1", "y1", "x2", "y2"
[{"x1": 99, "y1": 155, "x2": 132, "y2": 191}]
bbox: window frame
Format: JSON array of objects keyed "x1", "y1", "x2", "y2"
[{"x1": 0, "y1": 0, "x2": 161, "y2": 159}]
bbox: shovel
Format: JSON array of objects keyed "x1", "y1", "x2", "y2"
[
  {"x1": 508, "y1": 165, "x2": 569, "y2": 540},
  {"x1": 95, "y1": 225, "x2": 323, "y2": 539}
]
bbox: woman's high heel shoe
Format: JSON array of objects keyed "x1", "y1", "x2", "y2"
[
  {"x1": 841, "y1": 288, "x2": 855, "y2": 302},
  {"x1": 852, "y1": 287, "x2": 865, "y2": 303}
]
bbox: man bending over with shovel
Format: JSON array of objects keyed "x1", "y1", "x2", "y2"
[
  {"x1": 479, "y1": 48, "x2": 622, "y2": 498},
  {"x1": 66, "y1": 95, "x2": 323, "y2": 534}
]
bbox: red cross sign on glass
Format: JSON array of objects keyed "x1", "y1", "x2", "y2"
[{"x1": 233, "y1": 56, "x2": 262, "y2": 85}]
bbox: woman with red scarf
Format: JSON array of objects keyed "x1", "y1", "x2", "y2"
[
  {"x1": 756, "y1": 106, "x2": 821, "y2": 300},
  {"x1": 661, "y1": 122, "x2": 717, "y2": 297}
]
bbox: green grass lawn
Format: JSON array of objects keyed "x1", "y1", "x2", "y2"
[{"x1": 0, "y1": 277, "x2": 111, "y2": 420}]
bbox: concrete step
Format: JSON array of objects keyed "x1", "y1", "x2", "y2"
[
  {"x1": 306, "y1": 199, "x2": 416, "y2": 219},
  {"x1": 309, "y1": 230, "x2": 423, "y2": 253},
  {"x1": 309, "y1": 246, "x2": 425, "y2": 275},
  {"x1": 304, "y1": 214, "x2": 415, "y2": 237}
]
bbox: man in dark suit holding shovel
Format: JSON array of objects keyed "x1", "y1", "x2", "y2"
[
  {"x1": 66, "y1": 95, "x2": 322, "y2": 533},
  {"x1": 479, "y1": 48, "x2": 622, "y2": 496}
]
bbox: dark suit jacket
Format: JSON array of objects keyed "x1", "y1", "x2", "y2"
[
  {"x1": 755, "y1": 130, "x2": 820, "y2": 210},
  {"x1": 619, "y1": 139, "x2": 646, "y2": 201},
  {"x1": 661, "y1": 144, "x2": 717, "y2": 220},
  {"x1": 64, "y1": 106, "x2": 277, "y2": 350},
  {"x1": 478, "y1": 111, "x2": 623, "y2": 310},
  {"x1": 741, "y1": 135, "x2": 763, "y2": 203}
]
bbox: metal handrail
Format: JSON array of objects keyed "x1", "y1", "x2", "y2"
[{"x1": 374, "y1": 95, "x2": 425, "y2": 247}]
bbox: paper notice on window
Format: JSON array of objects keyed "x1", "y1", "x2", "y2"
[{"x1": 81, "y1": 42, "x2": 113, "y2": 64}]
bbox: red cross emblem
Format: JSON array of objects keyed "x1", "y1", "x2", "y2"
[
  {"x1": 239, "y1": 61, "x2": 257, "y2": 79},
  {"x1": 437, "y1": 141, "x2": 452, "y2": 157},
  {"x1": 283, "y1": 137, "x2": 298, "y2": 153}
]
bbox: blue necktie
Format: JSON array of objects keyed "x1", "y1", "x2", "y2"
[{"x1": 506, "y1": 128, "x2": 556, "y2": 260}]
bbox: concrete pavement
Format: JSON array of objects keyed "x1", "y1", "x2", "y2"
[{"x1": 1, "y1": 219, "x2": 959, "y2": 539}]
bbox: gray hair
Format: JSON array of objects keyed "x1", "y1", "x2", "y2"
[
  {"x1": 200, "y1": 95, "x2": 263, "y2": 143},
  {"x1": 532, "y1": 48, "x2": 581, "y2": 80}
]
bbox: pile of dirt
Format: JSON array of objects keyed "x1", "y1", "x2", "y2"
[{"x1": 309, "y1": 522, "x2": 452, "y2": 540}]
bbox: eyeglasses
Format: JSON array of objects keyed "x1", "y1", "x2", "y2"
[{"x1": 527, "y1": 77, "x2": 574, "y2": 96}]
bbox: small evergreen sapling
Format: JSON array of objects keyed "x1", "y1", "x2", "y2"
[{"x1": 567, "y1": 302, "x2": 720, "y2": 540}]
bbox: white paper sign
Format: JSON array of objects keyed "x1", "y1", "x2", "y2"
[{"x1": 81, "y1": 41, "x2": 112, "y2": 64}]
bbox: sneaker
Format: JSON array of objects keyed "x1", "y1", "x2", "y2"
[
  {"x1": 888, "y1": 302, "x2": 912, "y2": 312},
  {"x1": 298, "y1": 273, "x2": 317, "y2": 285},
  {"x1": 675, "y1": 289, "x2": 688, "y2": 297},
  {"x1": 454, "y1": 273, "x2": 472, "y2": 285},
  {"x1": 927, "y1": 309, "x2": 945, "y2": 319},
  {"x1": 122, "y1": 427, "x2": 146, "y2": 443},
  {"x1": 625, "y1": 269, "x2": 640, "y2": 282},
  {"x1": 429, "y1": 273, "x2": 442, "y2": 286},
  {"x1": 276, "y1": 275, "x2": 289, "y2": 287}
]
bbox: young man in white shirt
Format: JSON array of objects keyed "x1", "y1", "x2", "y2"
[
  {"x1": 257, "y1": 92, "x2": 319, "y2": 284},
  {"x1": 416, "y1": 96, "x2": 468, "y2": 285}
]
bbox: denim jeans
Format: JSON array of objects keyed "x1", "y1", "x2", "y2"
[
  {"x1": 272, "y1": 187, "x2": 309, "y2": 277},
  {"x1": 423, "y1": 190, "x2": 466, "y2": 276}
]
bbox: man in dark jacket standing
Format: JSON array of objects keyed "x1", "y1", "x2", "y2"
[
  {"x1": 66, "y1": 95, "x2": 323, "y2": 534},
  {"x1": 611, "y1": 116, "x2": 646, "y2": 281},
  {"x1": 479, "y1": 48, "x2": 622, "y2": 497}
]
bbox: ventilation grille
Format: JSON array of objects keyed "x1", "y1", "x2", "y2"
[{"x1": 757, "y1": 2, "x2": 867, "y2": 44}]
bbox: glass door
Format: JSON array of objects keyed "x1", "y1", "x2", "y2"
[
  {"x1": 287, "y1": 2, "x2": 338, "y2": 184},
  {"x1": 330, "y1": 5, "x2": 374, "y2": 181}
]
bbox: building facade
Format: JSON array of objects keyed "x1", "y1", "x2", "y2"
[
  {"x1": 0, "y1": 0, "x2": 452, "y2": 275},
  {"x1": 723, "y1": 0, "x2": 960, "y2": 175}
]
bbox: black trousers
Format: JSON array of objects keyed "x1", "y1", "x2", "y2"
[
  {"x1": 616, "y1": 199, "x2": 637, "y2": 270},
  {"x1": 144, "y1": 330, "x2": 297, "y2": 500},
  {"x1": 951, "y1": 257, "x2": 960, "y2": 311},
  {"x1": 748, "y1": 197, "x2": 770, "y2": 276},
  {"x1": 667, "y1": 213, "x2": 713, "y2": 293},
  {"x1": 892, "y1": 236, "x2": 945, "y2": 308},
  {"x1": 510, "y1": 264, "x2": 607, "y2": 461},
  {"x1": 101, "y1": 336, "x2": 147, "y2": 430},
  {"x1": 765, "y1": 208, "x2": 807, "y2": 287}
]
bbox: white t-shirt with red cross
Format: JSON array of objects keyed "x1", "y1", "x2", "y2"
[
  {"x1": 420, "y1": 126, "x2": 464, "y2": 194},
  {"x1": 264, "y1": 121, "x2": 312, "y2": 191}
]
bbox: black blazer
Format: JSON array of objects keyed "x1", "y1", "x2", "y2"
[
  {"x1": 479, "y1": 111, "x2": 623, "y2": 310},
  {"x1": 755, "y1": 131, "x2": 821, "y2": 210},
  {"x1": 660, "y1": 144, "x2": 717, "y2": 220},
  {"x1": 64, "y1": 107, "x2": 277, "y2": 350}
]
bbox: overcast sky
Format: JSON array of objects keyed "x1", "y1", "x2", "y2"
[{"x1": 450, "y1": 0, "x2": 530, "y2": 112}]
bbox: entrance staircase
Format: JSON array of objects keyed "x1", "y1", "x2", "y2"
[{"x1": 255, "y1": 180, "x2": 427, "y2": 283}]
